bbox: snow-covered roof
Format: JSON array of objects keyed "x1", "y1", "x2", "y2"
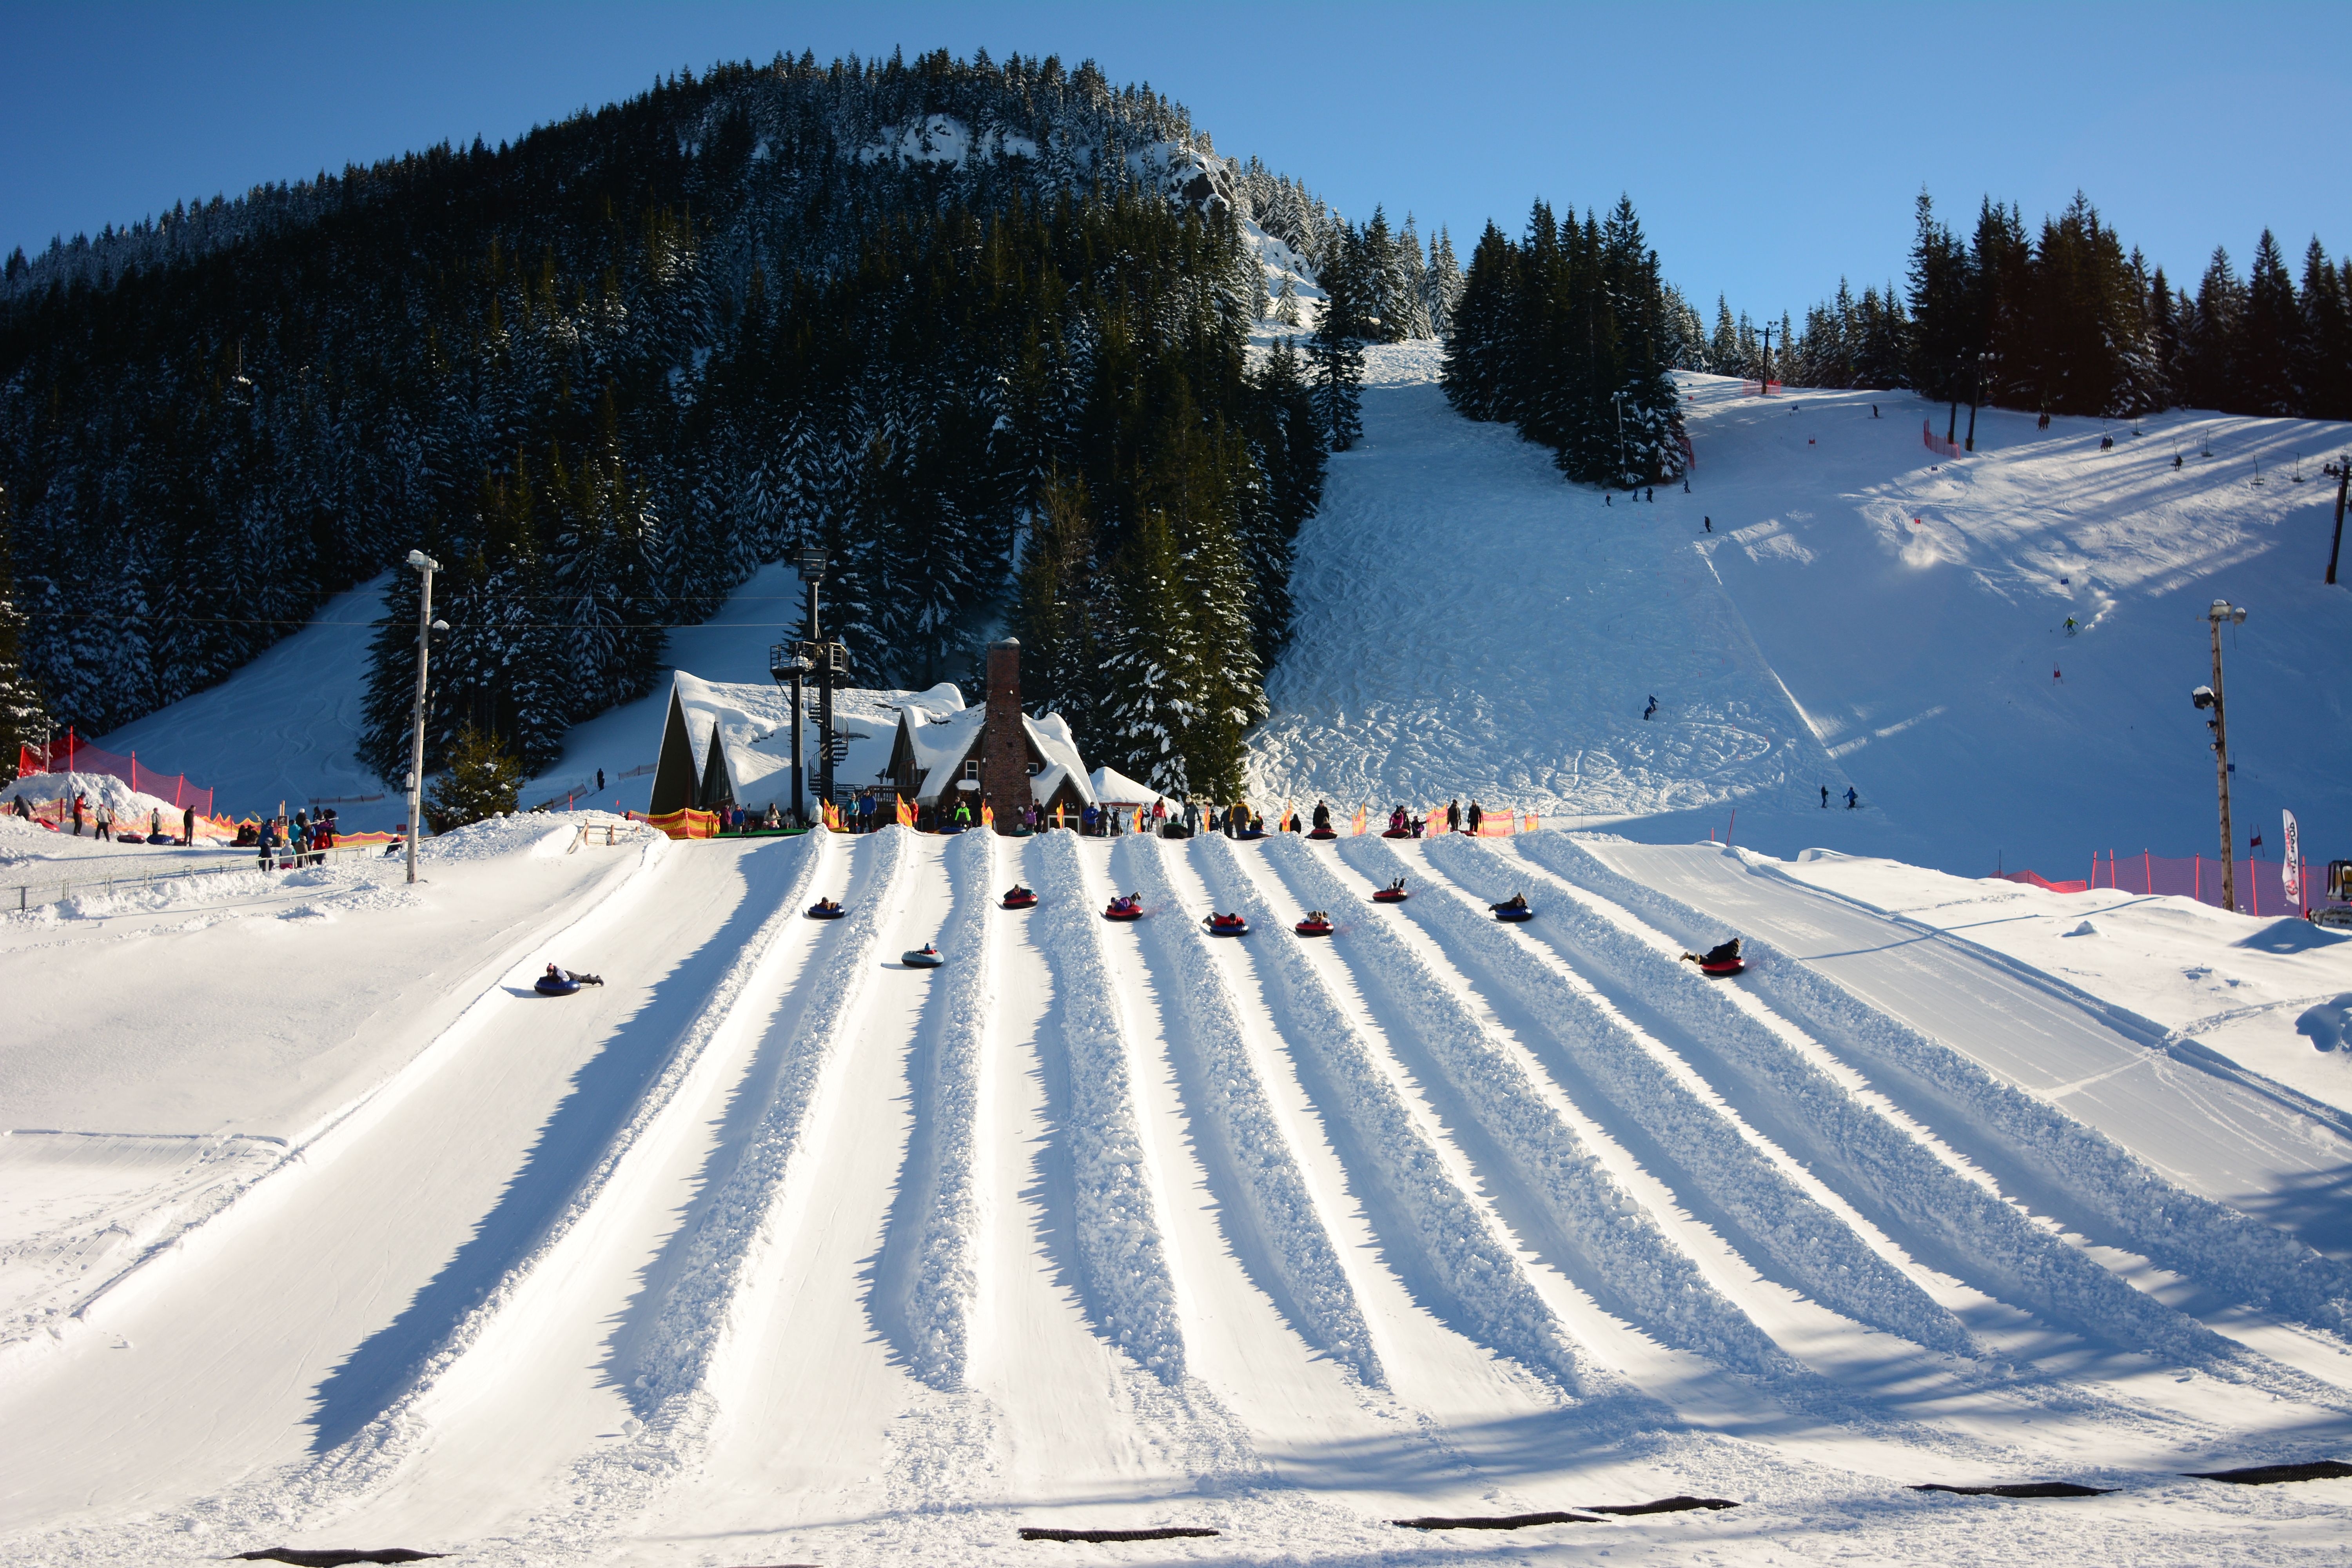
[
  {"x1": 895, "y1": 693, "x2": 1096, "y2": 808},
  {"x1": 665, "y1": 671, "x2": 960, "y2": 809},
  {"x1": 1089, "y1": 765, "x2": 1160, "y2": 806}
]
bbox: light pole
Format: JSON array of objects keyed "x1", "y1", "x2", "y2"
[
  {"x1": 402, "y1": 549, "x2": 443, "y2": 885},
  {"x1": 2191, "y1": 597, "x2": 2249, "y2": 912},
  {"x1": 768, "y1": 636, "x2": 809, "y2": 826},
  {"x1": 1610, "y1": 390, "x2": 1626, "y2": 487},
  {"x1": 1965, "y1": 351, "x2": 1987, "y2": 452}
]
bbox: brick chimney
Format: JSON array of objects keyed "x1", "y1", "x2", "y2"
[{"x1": 982, "y1": 637, "x2": 1027, "y2": 834}]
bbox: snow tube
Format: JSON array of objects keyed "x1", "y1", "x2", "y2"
[
  {"x1": 1103, "y1": 904, "x2": 1143, "y2": 922},
  {"x1": 1205, "y1": 915, "x2": 1250, "y2": 937},
  {"x1": 1235, "y1": 829, "x2": 1268, "y2": 842},
  {"x1": 1001, "y1": 889, "x2": 1038, "y2": 909},
  {"x1": 1493, "y1": 906, "x2": 1535, "y2": 923},
  {"x1": 1371, "y1": 888, "x2": 1408, "y2": 904},
  {"x1": 1293, "y1": 918, "x2": 1334, "y2": 937},
  {"x1": 903, "y1": 946, "x2": 944, "y2": 968},
  {"x1": 534, "y1": 975, "x2": 583, "y2": 996},
  {"x1": 1380, "y1": 828, "x2": 1414, "y2": 839},
  {"x1": 144, "y1": 832, "x2": 175, "y2": 845},
  {"x1": 1697, "y1": 958, "x2": 1746, "y2": 978},
  {"x1": 1305, "y1": 828, "x2": 1338, "y2": 840},
  {"x1": 806, "y1": 903, "x2": 846, "y2": 920}
]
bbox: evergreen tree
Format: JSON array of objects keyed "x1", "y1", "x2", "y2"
[
  {"x1": 1310, "y1": 226, "x2": 1369, "y2": 450},
  {"x1": 2298, "y1": 238, "x2": 2352, "y2": 421},
  {"x1": 0, "y1": 483, "x2": 51, "y2": 784},
  {"x1": 2238, "y1": 230, "x2": 2302, "y2": 416},
  {"x1": 425, "y1": 722, "x2": 524, "y2": 831}
]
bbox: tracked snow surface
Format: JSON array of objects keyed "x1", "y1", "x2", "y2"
[{"x1": 4, "y1": 346, "x2": 2352, "y2": 1565}]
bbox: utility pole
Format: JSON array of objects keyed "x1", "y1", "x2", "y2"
[
  {"x1": 402, "y1": 549, "x2": 442, "y2": 886},
  {"x1": 2192, "y1": 598, "x2": 2248, "y2": 912},
  {"x1": 1948, "y1": 354, "x2": 1962, "y2": 445},
  {"x1": 2329, "y1": 456, "x2": 2347, "y2": 585}
]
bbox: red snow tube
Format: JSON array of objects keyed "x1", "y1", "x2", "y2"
[
  {"x1": 1697, "y1": 958, "x2": 1746, "y2": 977},
  {"x1": 1371, "y1": 888, "x2": 1408, "y2": 903},
  {"x1": 1103, "y1": 902, "x2": 1143, "y2": 922},
  {"x1": 1306, "y1": 828, "x2": 1338, "y2": 840},
  {"x1": 1380, "y1": 828, "x2": 1413, "y2": 838},
  {"x1": 1002, "y1": 889, "x2": 1038, "y2": 909},
  {"x1": 1293, "y1": 917, "x2": 1334, "y2": 936},
  {"x1": 1205, "y1": 914, "x2": 1250, "y2": 936}
]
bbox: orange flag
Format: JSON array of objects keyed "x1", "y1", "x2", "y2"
[
  {"x1": 1351, "y1": 805, "x2": 1367, "y2": 835},
  {"x1": 897, "y1": 793, "x2": 916, "y2": 828}
]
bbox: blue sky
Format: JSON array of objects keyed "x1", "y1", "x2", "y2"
[{"x1": 5, "y1": 2, "x2": 2346, "y2": 319}]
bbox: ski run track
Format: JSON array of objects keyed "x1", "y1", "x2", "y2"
[{"x1": 8, "y1": 820, "x2": 2352, "y2": 1568}]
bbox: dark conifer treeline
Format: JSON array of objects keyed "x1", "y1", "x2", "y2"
[
  {"x1": 0, "y1": 49, "x2": 1326, "y2": 799},
  {"x1": 1691, "y1": 191, "x2": 2351, "y2": 421},
  {"x1": 1439, "y1": 198, "x2": 1689, "y2": 485}
]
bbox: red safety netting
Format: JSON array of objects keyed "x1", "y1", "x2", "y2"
[
  {"x1": 2089, "y1": 849, "x2": 2344, "y2": 918},
  {"x1": 1923, "y1": 419, "x2": 1963, "y2": 459},
  {"x1": 1995, "y1": 869, "x2": 2091, "y2": 894},
  {"x1": 16, "y1": 733, "x2": 213, "y2": 815},
  {"x1": 1744, "y1": 380, "x2": 1785, "y2": 396}
]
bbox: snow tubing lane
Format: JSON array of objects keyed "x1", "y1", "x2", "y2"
[
  {"x1": 1911, "y1": 1483, "x2": 2114, "y2": 1499},
  {"x1": 1018, "y1": 1527, "x2": 1220, "y2": 1543}
]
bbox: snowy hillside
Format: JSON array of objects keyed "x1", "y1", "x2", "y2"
[
  {"x1": 1253, "y1": 345, "x2": 2352, "y2": 881},
  {"x1": 10, "y1": 313, "x2": 2352, "y2": 1568}
]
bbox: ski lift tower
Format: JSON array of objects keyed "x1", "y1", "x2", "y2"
[
  {"x1": 786, "y1": 546, "x2": 850, "y2": 818},
  {"x1": 2191, "y1": 598, "x2": 2249, "y2": 913}
]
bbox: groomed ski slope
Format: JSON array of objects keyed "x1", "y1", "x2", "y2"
[
  {"x1": 5, "y1": 819, "x2": 2352, "y2": 1568},
  {"x1": 1252, "y1": 345, "x2": 2352, "y2": 877}
]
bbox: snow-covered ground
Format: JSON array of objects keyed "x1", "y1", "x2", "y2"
[{"x1": 8, "y1": 343, "x2": 2352, "y2": 1565}]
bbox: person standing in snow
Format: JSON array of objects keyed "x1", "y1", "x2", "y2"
[
  {"x1": 1646, "y1": 486, "x2": 1654, "y2": 502},
  {"x1": 1466, "y1": 799, "x2": 1485, "y2": 835},
  {"x1": 596, "y1": 768, "x2": 605, "y2": 793},
  {"x1": 1643, "y1": 696, "x2": 1658, "y2": 720},
  {"x1": 1703, "y1": 516, "x2": 1712, "y2": 533},
  {"x1": 71, "y1": 792, "x2": 85, "y2": 835},
  {"x1": 183, "y1": 804, "x2": 196, "y2": 844},
  {"x1": 1820, "y1": 784, "x2": 1829, "y2": 809},
  {"x1": 1446, "y1": 798, "x2": 1462, "y2": 835},
  {"x1": 95, "y1": 800, "x2": 115, "y2": 841},
  {"x1": 1845, "y1": 787, "x2": 1859, "y2": 810}
]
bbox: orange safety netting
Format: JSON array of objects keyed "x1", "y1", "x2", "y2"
[
  {"x1": 17, "y1": 733, "x2": 214, "y2": 815},
  {"x1": 1922, "y1": 419, "x2": 1963, "y2": 460},
  {"x1": 639, "y1": 807, "x2": 719, "y2": 840}
]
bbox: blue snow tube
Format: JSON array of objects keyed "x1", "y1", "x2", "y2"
[
  {"x1": 535, "y1": 974, "x2": 583, "y2": 996},
  {"x1": 1493, "y1": 906, "x2": 1535, "y2": 923},
  {"x1": 806, "y1": 903, "x2": 846, "y2": 920}
]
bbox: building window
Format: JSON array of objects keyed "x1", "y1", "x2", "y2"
[
  {"x1": 1025, "y1": 760, "x2": 1040, "y2": 775},
  {"x1": 963, "y1": 759, "x2": 979, "y2": 780}
]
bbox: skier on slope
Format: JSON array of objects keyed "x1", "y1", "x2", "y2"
[
  {"x1": 1643, "y1": 695, "x2": 1658, "y2": 720},
  {"x1": 1845, "y1": 786, "x2": 1859, "y2": 809}
]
